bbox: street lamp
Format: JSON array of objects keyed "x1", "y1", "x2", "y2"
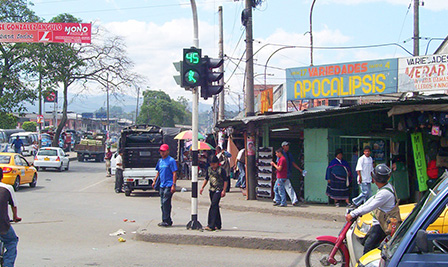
[{"x1": 310, "y1": 0, "x2": 317, "y2": 66}]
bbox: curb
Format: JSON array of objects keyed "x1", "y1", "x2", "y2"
[
  {"x1": 135, "y1": 228, "x2": 314, "y2": 252},
  {"x1": 173, "y1": 193, "x2": 344, "y2": 222}
]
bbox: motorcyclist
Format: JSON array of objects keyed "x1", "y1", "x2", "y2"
[{"x1": 345, "y1": 164, "x2": 398, "y2": 254}]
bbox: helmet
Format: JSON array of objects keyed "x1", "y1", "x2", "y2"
[{"x1": 372, "y1": 164, "x2": 391, "y2": 183}]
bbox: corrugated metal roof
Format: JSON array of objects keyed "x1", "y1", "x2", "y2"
[{"x1": 217, "y1": 97, "x2": 448, "y2": 128}]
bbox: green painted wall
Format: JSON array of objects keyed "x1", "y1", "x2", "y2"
[{"x1": 304, "y1": 128, "x2": 329, "y2": 203}]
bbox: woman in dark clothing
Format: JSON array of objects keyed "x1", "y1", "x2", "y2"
[{"x1": 326, "y1": 149, "x2": 351, "y2": 207}]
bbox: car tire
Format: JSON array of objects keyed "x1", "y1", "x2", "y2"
[
  {"x1": 66, "y1": 162, "x2": 69, "y2": 171},
  {"x1": 58, "y1": 164, "x2": 63, "y2": 172},
  {"x1": 13, "y1": 177, "x2": 20, "y2": 191},
  {"x1": 35, "y1": 166, "x2": 39, "y2": 171},
  {"x1": 29, "y1": 174, "x2": 37, "y2": 188},
  {"x1": 124, "y1": 190, "x2": 131, "y2": 197}
]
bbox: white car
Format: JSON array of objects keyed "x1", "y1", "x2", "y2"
[{"x1": 34, "y1": 147, "x2": 70, "y2": 171}]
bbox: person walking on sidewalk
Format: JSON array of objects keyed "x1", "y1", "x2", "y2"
[
  {"x1": 235, "y1": 147, "x2": 246, "y2": 188},
  {"x1": 351, "y1": 146, "x2": 374, "y2": 207},
  {"x1": 346, "y1": 164, "x2": 398, "y2": 254},
  {"x1": 200, "y1": 156, "x2": 228, "y2": 231},
  {"x1": 105, "y1": 147, "x2": 113, "y2": 177},
  {"x1": 114, "y1": 150, "x2": 124, "y2": 193},
  {"x1": 0, "y1": 168, "x2": 22, "y2": 267},
  {"x1": 152, "y1": 144, "x2": 178, "y2": 227},
  {"x1": 271, "y1": 148, "x2": 288, "y2": 207},
  {"x1": 326, "y1": 149, "x2": 351, "y2": 207},
  {"x1": 281, "y1": 141, "x2": 303, "y2": 206}
]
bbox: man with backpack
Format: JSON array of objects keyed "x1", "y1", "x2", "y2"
[{"x1": 345, "y1": 164, "x2": 401, "y2": 254}]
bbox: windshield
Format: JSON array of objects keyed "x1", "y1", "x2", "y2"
[
  {"x1": 9, "y1": 136, "x2": 31, "y2": 145},
  {"x1": 125, "y1": 133, "x2": 163, "y2": 146},
  {"x1": 0, "y1": 155, "x2": 11, "y2": 164},
  {"x1": 385, "y1": 171, "x2": 448, "y2": 256},
  {"x1": 38, "y1": 149, "x2": 58, "y2": 156}
]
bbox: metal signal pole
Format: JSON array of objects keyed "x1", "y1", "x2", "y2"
[
  {"x1": 186, "y1": 0, "x2": 202, "y2": 230},
  {"x1": 218, "y1": 6, "x2": 225, "y2": 122},
  {"x1": 413, "y1": 0, "x2": 420, "y2": 56}
]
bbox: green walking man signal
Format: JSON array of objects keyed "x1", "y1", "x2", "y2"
[{"x1": 182, "y1": 47, "x2": 202, "y2": 88}]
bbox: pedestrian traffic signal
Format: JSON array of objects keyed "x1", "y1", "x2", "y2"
[
  {"x1": 200, "y1": 56, "x2": 224, "y2": 100},
  {"x1": 182, "y1": 48, "x2": 202, "y2": 88}
]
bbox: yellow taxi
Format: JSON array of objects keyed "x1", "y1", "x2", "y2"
[{"x1": 0, "y1": 152, "x2": 37, "y2": 191}]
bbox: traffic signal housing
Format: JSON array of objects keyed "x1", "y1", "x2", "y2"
[
  {"x1": 200, "y1": 56, "x2": 224, "y2": 100},
  {"x1": 182, "y1": 47, "x2": 202, "y2": 88}
]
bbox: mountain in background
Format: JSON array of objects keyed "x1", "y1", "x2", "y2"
[{"x1": 23, "y1": 93, "x2": 240, "y2": 115}]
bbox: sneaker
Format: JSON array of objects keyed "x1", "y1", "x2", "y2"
[
  {"x1": 292, "y1": 202, "x2": 300, "y2": 207},
  {"x1": 279, "y1": 204, "x2": 287, "y2": 207},
  {"x1": 157, "y1": 222, "x2": 171, "y2": 227},
  {"x1": 204, "y1": 226, "x2": 215, "y2": 231},
  {"x1": 347, "y1": 203, "x2": 358, "y2": 209},
  {"x1": 273, "y1": 202, "x2": 280, "y2": 206},
  {"x1": 335, "y1": 203, "x2": 340, "y2": 207},
  {"x1": 115, "y1": 189, "x2": 123, "y2": 193}
]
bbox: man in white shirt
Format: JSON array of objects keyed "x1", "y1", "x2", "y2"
[
  {"x1": 115, "y1": 150, "x2": 124, "y2": 193},
  {"x1": 351, "y1": 146, "x2": 374, "y2": 207}
]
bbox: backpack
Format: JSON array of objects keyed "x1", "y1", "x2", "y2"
[{"x1": 371, "y1": 186, "x2": 402, "y2": 236}]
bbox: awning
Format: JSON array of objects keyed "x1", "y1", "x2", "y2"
[{"x1": 388, "y1": 104, "x2": 448, "y2": 117}]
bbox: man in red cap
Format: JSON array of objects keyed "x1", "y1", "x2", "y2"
[{"x1": 152, "y1": 144, "x2": 178, "y2": 227}]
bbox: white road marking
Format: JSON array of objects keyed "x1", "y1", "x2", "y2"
[{"x1": 79, "y1": 178, "x2": 109, "y2": 192}]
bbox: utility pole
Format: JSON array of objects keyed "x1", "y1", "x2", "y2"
[
  {"x1": 38, "y1": 71, "x2": 42, "y2": 148},
  {"x1": 413, "y1": 0, "x2": 420, "y2": 56},
  {"x1": 218, "y1": 6, "x2": 225, "y2": 122},
  {"x1": 106, "y1": 73, "x2": 110, "y2": 132},
  {"x1": 310, "y1": 0, "x2": 316, "y2": 66},
  {"x1": 245, "y1": 0, "x2": 256, "y2": 200},
  {"x1": 186, "y1": 0, "x2": 202, "y2": 230},
  {"x1": 135, "y1": 87, "x2": 140, "y2": 124}
]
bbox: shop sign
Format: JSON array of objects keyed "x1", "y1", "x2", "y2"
[
  {"x1": 398, "y1": 54, "x2": 448, "y2": 92},
  {"x1": 260, "y1": 88, "x2": 273, "y2": 114},
  {"x1": 411, "y1": 132, "x2": 428, "y2": 192},
  {"x1": 0, "y1": 23, "x2": 91, "y2": 43},
  {"x1": 285, "y1": 58, "x2": 398, "y2": 100}
]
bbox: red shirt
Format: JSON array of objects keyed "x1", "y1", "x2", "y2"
[{"x1": 277, "y1": 156, "x2": 288, "y2": 179}]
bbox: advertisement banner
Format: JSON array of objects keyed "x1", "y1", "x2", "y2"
[
  {"x1": 398, "y1": 54, "x2": 448, "y2": 92},
  {"x1": 285, "y1": 58, "x2": 398, "y2": 100},
  {"x1": 411, "y1": 132, "x2": 428, "y2": 192},
  {"x1": 260, "y1": 88, "x2": 273, "y2": 114},
  {"x1": 0, "y1": 23, "x2": 91, "y2": 43}
]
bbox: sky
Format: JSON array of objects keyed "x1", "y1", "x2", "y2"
[{"x1": 29, "y1": 0, "x2": 448, "y2": 111}]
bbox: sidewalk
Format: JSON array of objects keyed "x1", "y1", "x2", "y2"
[{"x1": 136, "y1": 179, "x2": 347, "y2": 252}]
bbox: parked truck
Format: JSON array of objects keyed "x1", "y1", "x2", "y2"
[{"x1": 74, "y1": 133, "x2": 106, "y2": 162}]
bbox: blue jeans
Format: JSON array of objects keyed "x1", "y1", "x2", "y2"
[
  {"x1": 159, "y1": 187, "x2": 173, "y2": 225},
  {"x1": 274, "y1": 178, "x2": 287, "y2": 206},
  {"x1": 0, "y1": 226, "x2": 18, "y2": 267},
  {"x1": 235, "y1": 162, "x2": 246, "y2": 188},
  {"x1": 352, "y1": 182, "x2": 372, "y2": 206}
]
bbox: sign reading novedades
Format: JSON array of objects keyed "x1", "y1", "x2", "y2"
[
  {"x1": 0, "y1": 23, "x2": 91, "y2": 44},
  {"x1": 286, "y1": 59, "x2": 398, "y2": 100}
]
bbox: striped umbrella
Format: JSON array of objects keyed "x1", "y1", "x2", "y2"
[
  {"x1": 187, "y1": 141, "x2": 214, "y2": 150},
  {"x1": 174, "y1": 130, "x2": 205, "y2": 140}
]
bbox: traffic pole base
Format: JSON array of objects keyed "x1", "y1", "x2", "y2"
[{"x1": 186, "y1": 215, "x2": 202, "y2": 230}]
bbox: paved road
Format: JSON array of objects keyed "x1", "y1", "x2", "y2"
[{"x1": 13, "y1": 161, "x2": 309, "y2": 266}]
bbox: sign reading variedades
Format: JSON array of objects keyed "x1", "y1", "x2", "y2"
[
  {"x1": 398, "y1": 54, "x2": 448, "y2": 92},
  {"x1": 286, "y1": 59, "x2": 398, "y2": 100},
  {"x1": 0, "y1": 23, "x2": 91, "y2": 44}
]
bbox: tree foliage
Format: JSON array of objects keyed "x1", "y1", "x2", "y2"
[
  {"x1": 0, "y1": 113, "x2": 17, "y2": 129},
  {"x1": 137, "y1": 90, "x2": 191, "y2": 127},
  {"x1": 0, "y1": 0, "x2": 40, "y2": 113},
  {"x1": 22, "y1": 121, "x2": 37, "y2": 132}
]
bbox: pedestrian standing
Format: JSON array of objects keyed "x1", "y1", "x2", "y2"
[
  {"x1": 326, "y1": 149, "x2": 351, "y2": 207},
  {"x1": 351, "y1": 146, "x2": 374, "y2": 207},
  {"x1": 152, "y1": 144, "x2": 178, "y2": 227},
  {"x1": 200, "y1": 155, "x2": 228, "y2": 231},
  {"x1": 216, "y1": 146, "x2": 231, "y2": 192},
  {"x1": 115, "y1": 150, "x2": 124, "y2": 193},
  {"x1": 0, "y1": 168, "x2": 22, "y2": 267},
  {"x1": 105, "y1": 147, "x2": 113, "y2": 177},
  {"x1": 235, "y1": 147, "x2": 246, "y2": 188},
  {"x1": 271, "y1": 148, "x2": 288, "y2": 207},
  {"x1": 281, "y1": 141, "x2": 303, "y2": 206},
  {"x1": 11, "y1": 136, "x2": 24, "y2": 155}
]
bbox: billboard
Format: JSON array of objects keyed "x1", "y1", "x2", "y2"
[
  {"x1": 398, "y1": 54, "x2": 448, "y2": 92},
  {"x1": 286, "y1": 58, "x2": 398, "y2": 100},
  {"x1": 0, "y1": 23, "x2": 91, "y2": 43}
]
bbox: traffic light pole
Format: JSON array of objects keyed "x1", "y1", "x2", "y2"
[{"x1": 186, "y1": 0, "x2": 202, "y2": 230}]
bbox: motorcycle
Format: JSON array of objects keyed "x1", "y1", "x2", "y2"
[{"x1": 305, "y1": 209, "x2": 398, "y2": 267}]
